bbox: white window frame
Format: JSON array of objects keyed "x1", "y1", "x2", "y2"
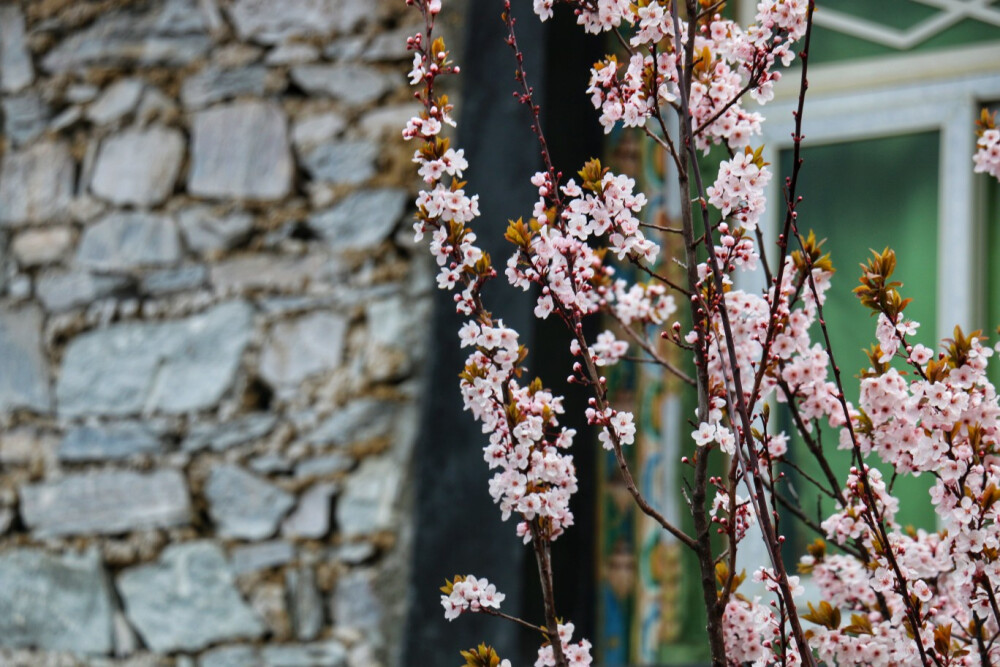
[{"x1": 754, "y1": 42, "x2": 1000, "y2": 342}]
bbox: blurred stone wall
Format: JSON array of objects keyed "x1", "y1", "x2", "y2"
[{"x1": 0, "y1": 0, "x2": 431, "y2": 665}]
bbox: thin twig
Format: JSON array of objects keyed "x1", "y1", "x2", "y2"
[{"x1": 610, "y1": 311, "x2": 697, "y2": 386}]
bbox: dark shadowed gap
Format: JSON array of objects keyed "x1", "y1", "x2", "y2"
[
  {"x1": 518, "y1": 4, "x2": 605, "y2": 663},
  {"x1": 403, "y1": 0, "x2": 547, "y2": 663}
]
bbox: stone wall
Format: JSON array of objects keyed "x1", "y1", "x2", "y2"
[{"x1": 0, "y1": 1, "x2": 431, "y2": 665}]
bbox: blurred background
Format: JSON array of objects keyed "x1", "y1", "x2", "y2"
[{"x1": 0, "y1": 0, "x2": 998, "y2": 666}]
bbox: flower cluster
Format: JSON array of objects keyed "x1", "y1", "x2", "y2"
[
  {"x1": 568, "y1": 0, "x2": 811, "y2": 148},
  {"x1": 405, "y1": 15, "x2": 581, "y2": 549},
  {"x1": 706, "y1": 147, "x2": 772, "y2": 231},
  {"x1": 799, "y1": 273, "x2": 1000, "y2": 664},
  {"x1": 441, "y1": 575, "x2": 506, "y2": 621},
  {"x1": 721, "y1": 568, "x2": 805, "y2": 665},
  {"x1": 974, "y1": 126, "x2": 1000, "y2": 179},
  {"x1": 534, "y1": 622, "x2": 593, "y2": 667},
  {"x1": 586, "y1": 51, "x2": 677, "y2": 133},
  {"x1": 711, "y1": 488, "x2": 757, "y2": 543},
  {"x1": 609, "y1": 278, "x2": 677, "y2": 326},
  {"x1": 533, "y1": 0, "x2": 631, "y2": 35}
]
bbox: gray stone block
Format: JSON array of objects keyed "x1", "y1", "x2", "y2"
[
  {"x1": 230, "y1": 541, "x2": 295, "y2": 575},
  {"x1": 259, "y1": 311, "x2": 347, "y2": 387},
  {"x1": 261, "y1": 643, "x2": 347, "y2": 667},
  {"x1": 227, "y1": 0, "x2": 368, "y2": 42},
  {"x1": 141, "y1": 265, "x2": 208, "y2": 295},
  {"x1": 118, "y1": 541, "x2": 264, "y2": 652},
  {"x1": 210, "y1": 253, "x2": 334, "y2": 294},
  {"x1": 177, "y1": 206, "x2": 254, "y2": 254},
  {"x1": 90, "y1": 127, "x2": 185, "y2": 207},
  {"x1": 11, "y1": 227, "x2": 74, "y2": 267},
  {"x1": 290, "y1": 64, "x2": 397, "y2": 105},
  {"x1": 182, "y1": 413, "x2": 277, "y2": 452},
  {"x1": 305, "y1": 399, "x2": 396, "y2": 448},
  {"x1": 181, "y1": 65, "x2": 269, "y2": 108},
  {"x1": 76, "y1": 212, "x2": 182, "y2": 271},
  {"x1": 20, "y1": 469, "x2": 191, "y2": 537},
  {"x1": 291, "y1": 112, "x2": 346, "y2": 150},
  {"x1": 36, "y1": 270, "x2": 130, "y2": 312},
  {"x1": 57, "y1": 301, "x2": 253, "y2": 416},
  {"x1": 0, "y1": 549, "x2": 113, "y2": 654},
  {"x1": 0, "y1": 141, "x2": 75, "y2": 226},
  {"x1": 58, "y1": 422, "x2": 162, "y2": 461},
  {"x1": 363, "y1": 26, "x2": 414, "y2": 62},
  {"x1": 0, "y1": 305, "x2": 51, "y2": 413},
  {"x1": 307, "y1": 189, "x2": 407, "y2": 252},
  {"x1": 266, "y1": 43, "x2": 320, "y2": 65},
  {"x1": 200, "y1": 645, "x2": 262, "y2": 667},
  {"x1": 41, "y1": 0, "x2": 211, "y2": 72},
  {"x1": 331, "y1": 569, "x2": 381, "y2": 634},
  {"x1": 87, "y1": 79, "x2": 145, "y2": 125},
  {"x1": 0, "y1": 6, "x2": 34, "y2": 92},
  {"x1": 250, "y1": 454, "x2": 294, "y2": 474},
  {"x1": 335, "y1": 542, "x2": 376, "y2": 566},
  {"x1": 282, "y1": 482, "x2": 338, "y2": 539},
  {"x1": 206, "y1": 464, "x2": 294, "y2": 539},
  {"x1": 287, "y1": 566, "x2": 323, "y2": 641},
  {"x1": 200, "y1": 642, "x2": 348, "y2": 667},
  {"x1": 188, "y1": 101, "x2": 293, "y2": 201},
  {"x1": 2, "y1": 93, "x2": 49, "y2": 146},
  {"x1": 294, "y1": 455, "x2": 353, "y2": 479},
  {"x1": 335, "y1": 457, "x2": 400, "y2": 538},
  {"x1": 300, "y1": 140, "x2": 377, "y2": 186}
]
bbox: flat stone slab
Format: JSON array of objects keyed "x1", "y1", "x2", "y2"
[
  {"x1": 230, "y1": 541, "x2": 295, "y2": 575},
  {"x1": 281, "y1": 482, "x2": 338, "y2": 539},
  {"x1": 335, "y1": 457, "x2": 400, "y2": 537},
  {"x1": 205, "y1": 464, "x2": 295, "y2": 539},
  {"x1": 2, "y1": 93, "x2": 49, "y2": 146},
  {"x1": 181, "y1": 64, "x2": 269, "y2": 109},
  {"x1": 0, "y1": 549, "x2": 113, "y2": 654},
  {"x1": 188, "y1": 101, "x2": 293, "y2": 201},
  {"x1": 210, "y1": 253, "x2": 333, "y2": 294},
  {"x1": 290, "y1": 64, "x2": 397, "y2": 105},
  {"x1": 57, "y1": 301, "x2": 253, "y2": 416},
  {"x1": 0, "y1": 6, "x2": 34, "y2": 92},
  {"x1": 227, "y1": 0, "x2": 368, "y2": 42},
  {"x1": 41, "y1": 0, "x2": 211, "y2": 72},
  {"x1": 11, "y1": 227, "x2": 74, "y2": 267},
  {"x1": 286, "y1": 566, "x2": 323, "y2": 640},
  {"x1": 58, "y1": 422, "x2": 162, "y2": 461},
  {"x1": 259, "y1": 311, "x2": 347, "y2": 387},
  {"x1": 142, "y1": 264, "x2": 208, "y2": 295},
  {"x1": 291, "y1": 112, "x2": 346, "y2": 150},
  {"x1": 300, "y1": 140, "x2": 376, "y2": 185},
  {"x1": 118, "y1": 541, "x2": 264, "y2": 653},
  {"x1": 182, "y1": 413, "x2": 277, "y2": 452},
  {"x1": 0, "y1": 305, "x2": 51, "y2": 413},
  {"x1": 36, "y1": 270, "x2": 130, "y2": 312},
  {"x1": 76, "y1": 212, "x2": 182, "y2": 271},
  {"x1": 331, "y1": 569, "x2": 380, "y2": 633},
  {"x1": 307, "y1": 189, "x2": 406, "y2": 252},
  {"x1": 87, "y1": 78, "x2": 144, "y2": 125},
  {"x1": 178, "y1": 207, "x2": 254, "y2": 254},
  {"x1": 0, "y1": 141, "x2": 75, "y2": 226},
  {"x1": 305, "y1": 399, "x2": 395, "y2": 447},
  {"x1": 20, "y1": 469, "x2": 191, "y2": 537},
  {"x1": 200, "y1": 642, "x2": 347, "y2": 667},
  {"x1": 90, "y1": 127, "x2": 185, "y2": 206}
]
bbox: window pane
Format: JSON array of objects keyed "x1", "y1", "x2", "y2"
[{"x1": 778, "y1": 131, "x2": 940, "y2": 535}]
